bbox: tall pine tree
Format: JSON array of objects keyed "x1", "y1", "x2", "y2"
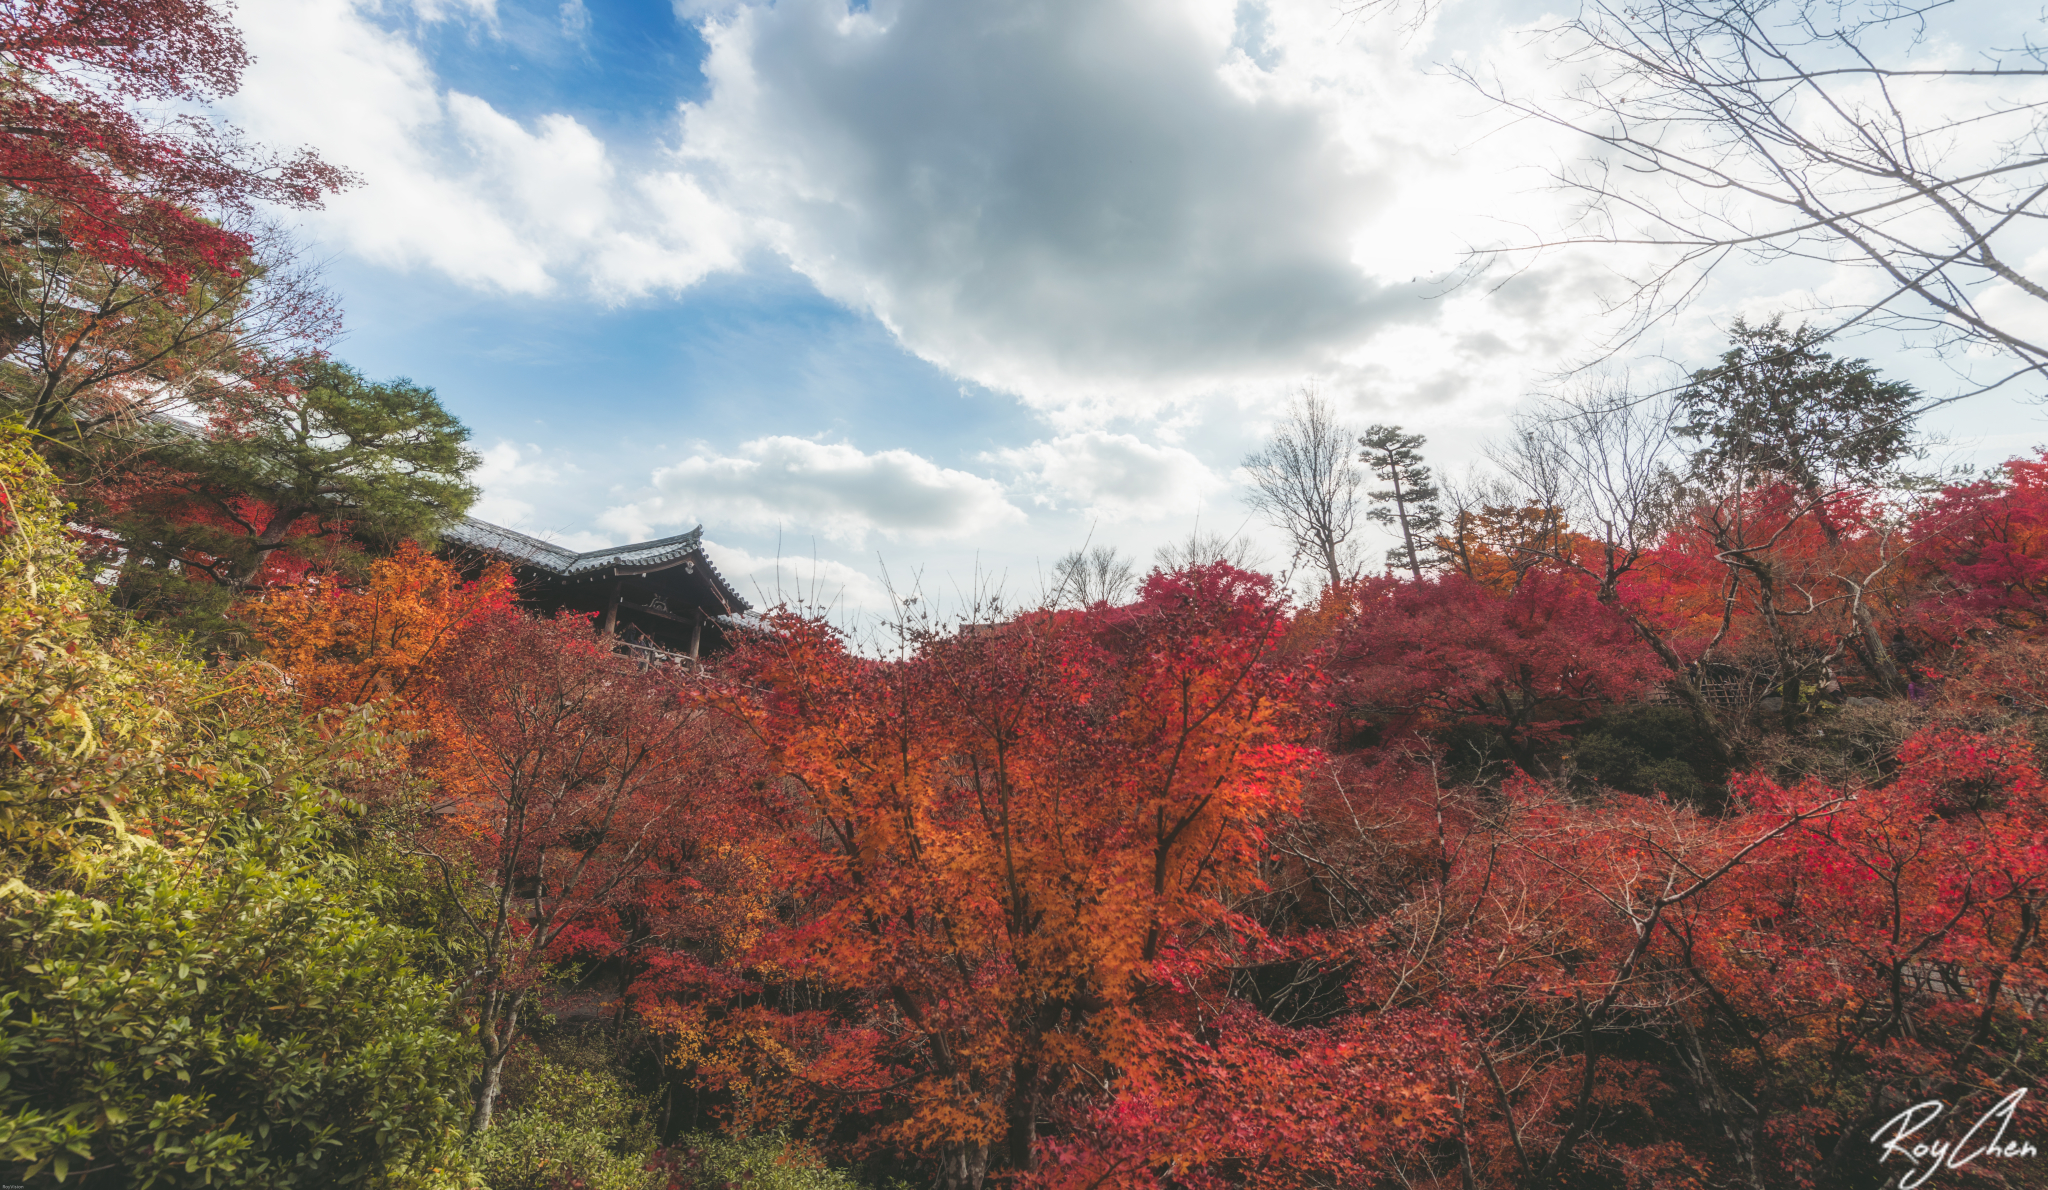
[{"x1": 1359, "y1": 424, "x2": 1440, "y2": 579}]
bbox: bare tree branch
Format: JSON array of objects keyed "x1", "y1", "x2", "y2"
[
  {"x1": 1451, "y1": 0, "x2": 2048, "y2": 389},
  {"x1": 1242, "y1": 386, "x2": 1364, "y2": 589}
]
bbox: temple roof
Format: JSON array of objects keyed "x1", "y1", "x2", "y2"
[{"x1": 442, "y1": 518, "x2": 750, "y2": 612}]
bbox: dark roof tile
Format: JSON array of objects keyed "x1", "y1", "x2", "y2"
[{"x1": 443, "y1": 518, "x2": 750, "y2": 611}]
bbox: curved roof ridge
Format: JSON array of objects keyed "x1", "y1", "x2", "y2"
[
  {"x1": 444, "y1": 517, "x2": 750, "y2": 612},
  {"x1": 441, "y1": 518, "x2": 579, "y2": 567},
  {"x1": 693, "y1": 543, "x2": 747, "y2": 613},
  {"x1": 561, "y1": 526, "x2": 704, "y2": 575}
]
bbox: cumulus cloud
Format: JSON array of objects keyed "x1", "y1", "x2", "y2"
[
  {"x1": 676, "y1": 0, "x2": 1449, "y2": 403},
  {"x1": 696, "y1": 540, "x2": 895, "y2": 612},
  {"x1": 226, "y1": 0, "x2": 745, "y2": 296},
  {"x1": 601, "y1": 437, "x2": 1025, "y2": 544},
  {"x1": 987, "y1": 431, "x2": 1224, "y2": 522},
  {"x1": 468, "y1": 439, "x2": 565, "y2": 525},
  {"x1": 229, "y1": 0, "x2": 1605, "y2": 408},
  {"x1": 464, "y1": 441, "x2": 622, "y2": 550}
]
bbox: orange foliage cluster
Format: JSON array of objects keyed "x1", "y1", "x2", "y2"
[
  {"x1": 247, "y1": 541, "x2": 513, "y2": 742},
  {"x1": 1434, "y1": 501, "x2": 1579, "y2": 595},
  {"x1": 681, "y1": 567, "x2": 1317, "y2": 1176}
]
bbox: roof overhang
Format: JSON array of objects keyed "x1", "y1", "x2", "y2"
[{"x1": 441, "y1": 518, "x2": 750, "y2": 612}]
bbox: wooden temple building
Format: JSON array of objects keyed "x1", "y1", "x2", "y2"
[{"x1": 441, "y1": 518, "x2": 750, "y2": 661}]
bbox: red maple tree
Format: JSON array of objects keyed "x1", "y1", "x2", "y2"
[{"x1": 0, "y1": 0, "x2": 351, "y2": 295}]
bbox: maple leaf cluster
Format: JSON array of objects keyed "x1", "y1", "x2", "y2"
[{"x1": 0, "y1": 0, "x2": 351, "y2": 290}]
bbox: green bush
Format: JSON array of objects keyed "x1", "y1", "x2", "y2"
[
  {"x1": 0, "y1": 420, "x2": 358, "y2": 885},
  {"x1": 0, "y1": 812, "x2": 472, "y2": 1187},
  {"x1": 0, "y1": 421, "x2": 479, "y2": 1187},
  {"x1": 654, "y1": 1134, "x2": 869, "y2": 1190},
  {"x1": 473, "y1": 1118, "x2": 653, "y2": 1190},
  {"x1": 472, "y1": 1054, "x2": 657, "y2": 1190},
  {"x1": 1569, "y1": 704, "x2": 1725, "y2": 804}
]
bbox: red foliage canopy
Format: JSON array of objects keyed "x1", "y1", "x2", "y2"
[
  {"x1": 1913, "y1": 452, "x2": 2048, "y2": 626},
  {"x1": 1329, "y1": 571, "x2": 1662, "y2": 766},
  {"x1": 0, "y1": 0, "x2": 351, "y2": 286}
]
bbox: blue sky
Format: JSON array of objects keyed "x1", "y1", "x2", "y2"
[{"x1": 225, "y1": 0, "x2": 2047, "y2": 622}]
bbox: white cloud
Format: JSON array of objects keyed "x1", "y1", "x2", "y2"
[
  {"x1": 464, "y1": 440, "x2": 624, "y2": 550},
  {"x1": 987, "y1": 431, "x2": 1224, "y2": 522},
  {"x1": 229, "y1": 0, "x2": 746, "y2": 296},
  {"x1": 231, "y1": 0, "x2": 1607, "y2": 411},
  {"x1": 558, "y1": 0, "x2": 591, "y2": 40},
  {"x1": 468, "y1": 439, "x2": 566, "y2": 525},
  {"x1": 601, "y1": 436, "x2": 1025, "y2": 544},
  {"x1": 673, "y1": 0, "x2": 1455, "y2": 405},
  {"x1": 411, "y1": 0, "x2": 498, "y2": 24},
  {"x1": 696, "y1": 539, "x2": 895, "y2": 612}
]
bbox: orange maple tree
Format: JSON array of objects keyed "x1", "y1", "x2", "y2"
[
  {"x1": 662, "y1": 564, "x2": 1323, "y2": 1184},
  {"x1": 245, "y1": 541, "x2": 513, "y2": 747}
]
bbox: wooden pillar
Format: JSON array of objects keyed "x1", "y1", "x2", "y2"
[
  {"x1": 600, "y1": 577, "x2": 621, "y2": 635},
  {"x1": 689, "y1": 606, "x2": 703, "y2": 672}
]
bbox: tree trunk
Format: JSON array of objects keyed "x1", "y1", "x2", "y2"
[
  {"x1": 1452, "y1": 1075, "x2": 1481, "y2": 1190},
  {"x1": 1598, "y1": 586, "x2": 1733, "y2": 767},
  {"x1": 1005, "y1": 1056, "x2": 1041, "y2": 1174},
  {"x1": 1391, "y1": 473, "x2": 1422, "y2": 580},
  {"x1": 1740, "y1": 559, "x2": 1805, "y2": 729},
  {"x1": 935, "y1": 1141, "x2": 990, "y2": 1190},
  {"x1": 1674, "y1": 1012, "x2": 1766, "y2": 1190},
  {"x1": 1848, "y1": 594, "x2": 1908, "y2": 697},
  {"x1": 234, "y1": 504, "x2": 313, "y2": 589},
  {"x1": 471, "y1": 990, "x2": 526, "y2": 1132},
  {"x1": 1527, "y1": 1022, "x2": 1602, "y2": 1188}
]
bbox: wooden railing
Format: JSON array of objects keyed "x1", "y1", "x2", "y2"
[
  {"x1": 612, "y1": 641, "x2": 696, "y2": 670},
  {"x1": 1644, "y1": 679, "x2": 1754, "y2": 709}
]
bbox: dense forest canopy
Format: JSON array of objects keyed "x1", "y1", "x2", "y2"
[{"x1": 4, "y1": 0, "x2": 2048, "y2": 1189}]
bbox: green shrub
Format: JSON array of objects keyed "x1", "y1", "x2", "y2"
[
  {"x1": 1, "y1": 420, "x2": 477, "y2": 1186},
  {"x1": 472, "y1": 1116, "x2": 654, "y2": 1190},
  {"x1": 472, "y1": 1055, "x2": 656, "y2": 1190},
  {"x1": 0, "y1": 811, "x2": 472, "y2": 1187},
  {"x1": 653, "y1": 1134, "x2": 869, "y2": 1190},
  {"x1": 0, "y1": 420, "x2": 365, "y2": 886},
  {"x1": 1569, "y1": 705, "x2": 1726, "y2": 804}
]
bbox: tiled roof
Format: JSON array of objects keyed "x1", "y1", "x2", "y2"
[
  {"x1": 440, "y1": 519, "x2": 583, "y2": 570},
  {"x1": 442, "y1": 518, "x2": 750, "y2": 611},
  {"x1": 441, "y1": 518, "x2": 699, "y2": 575}
]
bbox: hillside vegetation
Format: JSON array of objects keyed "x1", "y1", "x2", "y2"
[
  {"x1": 10, "y1": 383, "x2": 2048, "y2": 1187},
  {"x1": 3, "y1": 0, "x2": 2047, "y2": 1186}
]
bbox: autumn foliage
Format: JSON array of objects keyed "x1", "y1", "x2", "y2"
[
  {"x1": 9, "y1": 7, "x2": 2043, "y2": 1173},
  {"x1": 219, "y1": 444, "x2": 2048, "y2": 1189},
  {"x1": 0, "y1": 0, "x2": 349, "y2": 288},
  {"x1": 664, "y1": 566, "x2": 1316, "y2": 1184},
  {"x1": 248, "y1": 541, "x2": 514, "y2": 757},
  {"x1": 211, "y1": 442, "x2": 2048, "y2": 1179}
]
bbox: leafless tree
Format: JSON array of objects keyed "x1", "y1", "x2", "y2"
[
  {"x1": 1496, "y1": 380, "x2": 1682, "y2": 573},
  {"x1": 1154, "y1": 526, "x2": 1268, "y2": 574},
  {"x1": 1493, "y1": 382, "x2": 1741, "y2": 754},
  {"x1": 1242, "y1": 387, "x2": 1363, "y2": 589},
  {"x1": 1048, "y1": 544, "x2": 1138, "y2": 607},
  {"x1": 1456, "y1": 0, "x2": 2048, "y2": 393}
]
